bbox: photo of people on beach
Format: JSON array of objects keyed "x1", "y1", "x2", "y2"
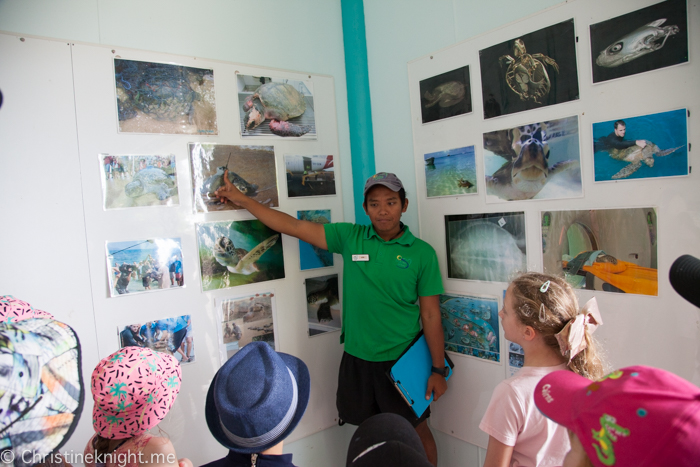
[
  {"x1": 217, "y1": 292, "x2": 276, "y2": 363},
  {"x1": 541, "y1": 207, "x2": 658, "y2": 296},
  {"x1": 118, "y1": 314, "x2": 193, "y2": 365},
  {"x1": 592, "y1": 108, "x2": 688, "y2": 182},
  {"x1": 196, "y1": 219, "x2": 285, "y2": 291},
  {"x1": 114, "y1": 58, "x2": 217, "y2": 135},
  {"x1": 440, "y1": 292, "x2": 500, "y2": 363},
  {"x1": 106, "y1": 237, "x2": 184, "y2": 297},
  {"x1": 237, "y1": 74, "x2": 317, "y2": 139},
  {"x1": 100, "y1": 154, "x2": 178, "y2": 209},
  {"x1": 189, "y1": 143, "x2": 278, "y2": 213},
  {"x1": 306, "y1": 274, "x2": 340, "y2": 336},
  {"x1": 298, "y1": 209, "x2": 334, "y2": 270}
]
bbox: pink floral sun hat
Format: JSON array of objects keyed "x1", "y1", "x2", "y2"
[
  {"x1": 91, "y1": 346, "x2": 182, "y2": 439},
  {"x1": 0, "y1": 295, "x2": 54, "y2": 321}
]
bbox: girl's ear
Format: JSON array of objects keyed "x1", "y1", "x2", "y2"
[{"x1": 522, "y1": 325, "x2": 537, "y2": 341}]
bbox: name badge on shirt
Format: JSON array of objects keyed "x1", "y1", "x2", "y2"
[{"x1": 352, "y1": 254, "x2": 369, "y2": 262}]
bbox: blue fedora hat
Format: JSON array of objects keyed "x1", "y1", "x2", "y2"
[{"x1": 205, "y1": 342, "x2": 310, "y2": 454}]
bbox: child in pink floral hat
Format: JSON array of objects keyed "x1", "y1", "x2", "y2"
[{"x1": 85, "y1": 347, "x2": 191, "y2": 467}]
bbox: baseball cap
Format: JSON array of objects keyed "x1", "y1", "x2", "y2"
[
  {"x1": 346, "y1": 413, "x2": 432, "y2": 467},
  {"x1": 534, "y1": 365, "x2": 700, "y2": 466},
  {"x1": 363, "y1": 172, "x2": 404, "y2": 197}
]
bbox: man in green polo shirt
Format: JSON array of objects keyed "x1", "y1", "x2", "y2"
[{"x1": 215, "y1": 171, "x2": 447, "y2": 466}]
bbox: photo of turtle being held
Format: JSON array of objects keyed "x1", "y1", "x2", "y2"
[
  {"x1": 189, "y1": 143, "x2": 279, "y2": 213},
  {"x1": 237, "y1": 74, "x2": 317, "y2": 139}
]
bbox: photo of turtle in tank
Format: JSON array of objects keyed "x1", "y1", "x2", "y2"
[
  {"x1": 114, "y1": 59, "x2": 217, "y2": 135},
  {"x1": 237, "y1": 75, "x2": 317, "y2": 139},
  {"x1": 305, "y1": 274, "x2": 341, "y2": 335}
]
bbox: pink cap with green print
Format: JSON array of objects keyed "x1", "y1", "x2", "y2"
[{"x1": 91, "y1": 346, "x2": 181, "y2": 439}]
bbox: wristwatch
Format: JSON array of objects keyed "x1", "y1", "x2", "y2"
[{"x1": 431, "y1": 365, "x2": 449, "y2": 377}]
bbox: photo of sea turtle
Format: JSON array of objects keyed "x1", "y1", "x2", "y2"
[
  {"x1": 114, "y1": 59, "x2": 217, "y2": 135},
  {"x1": 100, "y1": 154, "x2": 179, "y2": 209},
  {"x1": 589, "y1": 0, "x2": 688, "y2": 83},
  {"x1": 483, "y1": 116, "x2": 582, "y2": 202},
  {"x1": 440, "y1": 293, "x2": 500, "y2": 362},
  {"x1": 189, "y1": 143, "x2": 278, "y2": 213},
  {"x1": 419, "y1": 65, "x2": 472, "y2": 124},
  {"x1": 592, "y1": 108, "x2": 688, "y2": 182},
  {"x1": 424, "y1": 145, "x2": 477, "y2": 198},
  {"x1": 237, "y1": 74, "x2": 316, "y2": 139},
  {"x1": 196, "y1": 219, "x2": 285, "y2": 291},
  {"x1": 298, "y1": 210, "x2": 334, "y2": 270},
  {"x1": 217, "y1": 292, "x2": 276, "y2": 362},
  {"x1": 479, "y1": 19, "x2": 578, "y2": 119}
]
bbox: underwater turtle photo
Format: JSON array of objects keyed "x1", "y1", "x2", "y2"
[
  {"x1": 114, "y1": 59, "x2": 217, "y2": 135},
  {"x1": 606, "y1": 142, "x2": 683, "y2": 179},
  {"x1": 499, "y1": 38, "x2": 558, "y2": 104}
]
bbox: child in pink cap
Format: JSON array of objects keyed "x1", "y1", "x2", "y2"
[
  {"x1": 480, "y1": 273, "x2": 607, "y2": 467},
  {"x1": 84, "y1": 347, "x2": 191, "y2": 467},
  {"x1": 534, "y1": 365, "x2": 700, "y2": 466}
]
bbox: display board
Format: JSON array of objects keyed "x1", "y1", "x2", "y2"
[
  {"x1": 408, "y1": 0, "x2": 698, "y2": 448},
  {"x1": 1, "y1": 32, "x2": 344, "y2": 464}
]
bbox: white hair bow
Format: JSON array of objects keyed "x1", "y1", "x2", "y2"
[{"x1": 555, "y1": 297, "x2": 603, "y2": 362}]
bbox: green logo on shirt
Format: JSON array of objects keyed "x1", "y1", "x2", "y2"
[{"x1": 396, "y1": 255, "x2": 411, "y2": 269}]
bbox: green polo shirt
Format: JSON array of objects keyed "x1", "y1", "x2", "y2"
[{"x1": 324, "y1": 222, "x2": 444, "y2": 361}]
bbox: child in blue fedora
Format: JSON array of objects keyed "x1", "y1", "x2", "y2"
[{"x1": 203, "y1": 342, "x2": 310, "y2": 467}]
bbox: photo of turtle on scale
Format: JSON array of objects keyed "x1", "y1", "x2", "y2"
[
  {"x1": 236, "y1": 74, "x2": 317, "y2": 139},
  {"x1": 479, "y1": 19, "x2": 579, "y2": 119}
]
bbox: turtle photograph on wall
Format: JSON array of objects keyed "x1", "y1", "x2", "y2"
[
  {"x1": 440, "y1": 292, "x2": 500, "y2": 362},
  {"x1": 592, "y1": 108, "x2": 688, "y2": 182},
  {"x1": 298, "y1": 209, "x2": 334, "y2": 270},
  {"x1": 478, "y1": 19, "x2": 579, "y2": 119},
  {"x1": 114, "y1": 59, "x2": 217, "y2": 135},
  {"x1": 100, "y1": 154, "x2": 178, "y2": 209},
  {"x1": 444, "y1": 212, "x2": 526, "y2": 283},
  {"x1": 483, "y1": 116, "x2": 582, "y2": 203},
  {"x1": 590, "y1": 0, "x2": 688, "y2": 84},
  {"x1": 541, "y1": 207, "x2": 658, "y2": 296},
  {"x1": 106, "y1": 237, "x2": 184, "y2": 297},
  {"x1": 216, "y1": 292, "x2": 276, "y2": 363},
  {"x1": 419, "y1": 65, "x2": 472, "y2": 124},
  {"x1": 305, "y1": 274, "x2": 341, "y2": 336},
  {"x1": 117, "y1": 314, "x2": 193, "y2": 365},
  {"x1": 196, "y1": 219, "x2": 285, "y2": 291},
  {"x1": 189, "y1": 143, "x2": 278, "y2": 213},
  {"x1": 237, "y1": 74, "x2": 317, "y2": 139},
  {"x1": 285, "y1": 155, "x2": 336, "y2": 197},
  {"x1": 424, "y1": 145, "x2": 477, "y2": 198}
]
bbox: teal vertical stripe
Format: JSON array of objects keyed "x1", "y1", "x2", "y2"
[{"x1": 341, "y1": 0, "x2": 374, "y2": 225}]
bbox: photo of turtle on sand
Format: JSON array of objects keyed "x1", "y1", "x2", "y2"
[
  {"x1": 100, "y1": 154, "x2": 178, "y2": 209},
  {"x1": 419, "y1": 65, "x2": 472, "y2": 124},
  {"x1": 479, "y1": 19, "x2": 579, "y2": 119},
  {"x1": 196, "y1": 219, "x2": 285, "y2": 291},
  {"x1": 114, "y1": 59, "x2": 217, "y2": 135},
  {"x1": 189, "y1": 143, "x2": 278, "y2": 213},
  {"x1": 483, "y1": 116, "x2": 582, "y2": 203},
  {"x1": 305, "y1": 274, "x2": 341, "y2": 336},
  {"x1": 237, "y1": 74, "x2": 316, "y2": 139},
  {"x1": 592, "y1": 108, "x2": 688, "y2": 182},
  {"x1": 424, "y1": 145, "x2": 477, "y2": 198},
  {"x1": 217, "y1": 292, "x2": 276, "y2": 362}
]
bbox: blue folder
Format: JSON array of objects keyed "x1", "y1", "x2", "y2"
[{"x1": 387, "y1": 332, "x2": 454, "y2": 417}]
